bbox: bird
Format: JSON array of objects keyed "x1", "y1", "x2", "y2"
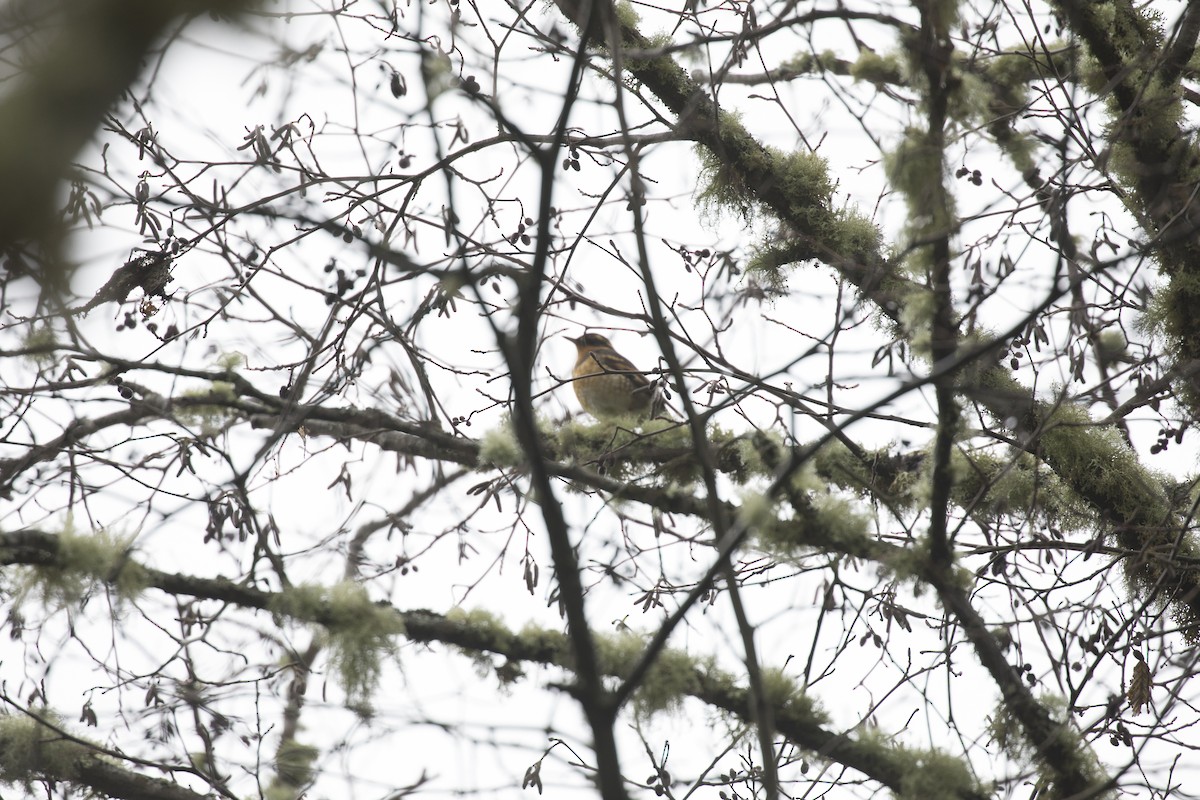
[{"x1": 567, "y1": 332, "x2": 665, "y2": 420}]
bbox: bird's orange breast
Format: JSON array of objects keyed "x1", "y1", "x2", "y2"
[{"x1": 572, "y1": 351, "x2": 654, "y2": 418}]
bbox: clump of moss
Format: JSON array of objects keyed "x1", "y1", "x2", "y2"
[
  {"x1": 591, "y1": 630, "x2": 712, "y2": 717},
  {"x1": 478, "y1": 416, "x2": 523, "y2": 467},
  {"x1": 19, "y1": 521, "x2": 147, "y2": 608},
  {"x1": 833, "y1": 208, "x2": 884, "y2": 267},
  {"x1": 746, "y1": 487, "x2": 871, "y2": 562},
  {"x1": 0, "y1": 712, "x2": 97, "y2": 788},
  {"x1": 737, "y1": 490, "x2": 778, "y2": 531},
  {"x1": 271, "y1": 739, "x2": 319, "y2": 793},
  {"x1": 613, "y1": 0, "x2": 640, "y2": 27},
  {"x1": 852, "y1": 728, "x2": 980, "y2": 800},
  {"x1": 850, "y1": 50, "x2": 904, "y2": 85},
  {"x1": 632, "y1": 643, "x2": 710, "y2": 716},
  {"x1": 776, "y1": 148, "x2": 835, "y2": 225},
  {"x1": 517, "y1": 622, "x2": 572, "y2": 662},
  {"x1": 446, "y1": 607, "x2": 523, "y2": 657},
  {"x1": 760, "y1": 667, "x2": 825, "y2": 724},
  {"x1": 950, "y1": 448, "x2": 1091, "y2": 531},
  {"x1": 177, "y1": 382, "x2": 238, "y2": 436},
  {"x1": 1039, "y1": 401, "x2": 1162, "y2": 525},
  {"x1": 883, "y1": 130, "x2": 955, "y2": 242},
  {"x1": 270, "y1": 582, "x2": 404, "y2": 706},
  {"x1": 810, "y1": 493, "x2": 871, "y2": 545},
  {"x1": 21, "y1": 326, "x2": 58, "y2": 366},
  {"x1": 554, "y1": 416, "x2": 713, "y2": 484},
  {"x1": 897, "y1": 747, "x2": 978, "y2": 800},
  {"x1": 987, "y1": 693, "x2": 1112, "y2": 799}
]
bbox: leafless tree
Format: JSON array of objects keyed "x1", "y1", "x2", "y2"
[{"x1": 2, "y1": 1, "x2": 1200, "y2": 799}]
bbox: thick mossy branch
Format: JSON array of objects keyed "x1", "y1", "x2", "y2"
[
  {"x1": 1054, "y1": 0, "x2": 1200, "y2": 412},
  {"x1": 987, "y1": 694, "x2": 1114, "y2": 800},
  {"x1": 176, "y1": 383, "x2": 239, "y2": 434},
  {"x1": 594, "y1": 628, "x2": 725, "y2": 716},
  {"x1": 814, "y1": 440, "x2": 1093, "y2": 532},
  {"x1": 853, "y1": 729, "x2": 982, "y2": 800},
  {"x1": 552, "y1": 0, "x2": 1200, "y2": 639},
  {"x1": 0, "y1": 712, "x2": 208, "y2": 800},
  {"x1": 437, "y1": 610, "x2": 989, "y2": 800},
  {"x1": 0, "y1": 533, "x2": 986, "y2": 800},
  {"x1": 1034, "y1": 404, "x2": 1200, "y2": 625},
  {"x1": 697, "y1": 143, "x2": 834, "y2": 229},
  {"x1": 0, "y1": 713, "x2": 96, "y2": 790},
  {"x1": 527, "y1": 417, "x2": 779, "y2": 485},
  {"x1": 747, "y1": 207, "x2": 883, "y2": 285},
  {"x1": 974, "y1": 368, "x2": 1200, "y2": 631},
  {"x1": 553, "y1": 0, "x2": 904, "y2": 305}
]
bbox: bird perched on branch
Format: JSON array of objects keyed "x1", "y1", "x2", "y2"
[{"x1": 567, "y1": 332, "x2": 667, "y2": 420}]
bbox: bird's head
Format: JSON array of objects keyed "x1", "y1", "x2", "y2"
[{"x1": 566, "y1": 332, "x2": 614, "y2": 351}]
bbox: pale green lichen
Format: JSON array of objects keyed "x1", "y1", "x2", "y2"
[
  {"x1": 787, "y1": 460, "x2": 823, "y2": 494},
  {"x1": 950, "y1": 449, "x2": 1091, "y2": 530},
  {"x1": 767, "y1": 668, "x2": 825, "y2": 723},
  {"x1": 814, "y1": 435, "x2": 1093, "y2": 534},
  {"x1": 454, "y1": 618, "x2": 818, "y2": 730},
  {"x1": 854, "y1": 728, "x2": 980, "y2": 800},
  {"x1": 449, "y1": 607, "x2": 520, "y2": 651},
  {"x1": 624, "y1": 32, "x2": 675, "y2": 77},
  {"x1": 628, "y1": 642, "x2": 710, "y2": 716},
  {"x1": 849, "y1": 50, "x2": 904, "y2": 85},
  {"x1": 737, "y1": 490, "x2": 778, "y2": 531},
  {"x1": 19, "y1": 521, "x2": 147, "y2": 608},
  {"x1": 270, "y1": 582, "x2": 404, "y2": 706},
  {"x1": 478, "y1": 418, "x2": 523, "y2": 467},
  {"x1": 0, "y1": 712, "x2": 96, "y2": 788},
  {"x1": 750, "y1": 488, "x2": 871, "y2": 559},
  {"x1": 177, "y1": 383, "x2": 238, "y2": 435},
  {"x1": 776, "y1": 148, "x2": 835, "y2": 222},
  {"x1": 1039, "y1": 401, "x2": 1165, "y2": 525},
  {"x1": 987, "y1": 693, "x2": 1113, "y2": 799},
  {"x1": 883, "y1": 130, "x2": 955, "y2": 243},
  {"x1": 810, "y1": 493, "x2": 871, "y2": 545},
  {"x1": 554, "y1": 417, "x2": 721, "y2": 485},
  {"x1": 944, "y1": 71, "x2": 991, "y2": 126},
  {"x1": 273, "y1": 739, "x2": 319, "y2": 789},
  {"x1": 878, "y1": 537, "x2": 932, "y2": 582},
  {"x1": 812, "y1": 439, "x2": 873, "y2": 493},
  {"x1": 216, "y1": 351, "x2": 246, "y2": 370},
  {"x1": 732, "y1": 436, "x2": 770, "y2": 478},
  {"x1": 693, "y1": 110, "x2": 765, "y2": 220},
  {"x1": 613, "y1": 0, "x2": 640, "y2": 28},
  {"x1": 833, "y1": 208, "x2": 885, "y2": 267},
  {"x1": 265, "y1": 781, "x2": 304, "y2": 800},
  {"x1": 21, "y1": 326, "x2": 57, "y2": 366},
  {"x1": 758, "y1": 668, "x2": 799, "y2": 710},
  {"x1": 517, "y1": 622, "x2": 572, "y2": 661},
  {"x1": 744, "y1": 241, "x2": 807, "y2": 281},
  {"x1": 553, "y1": 418, "x2": 655, "y2": 482},
  {"x1": 592, "y1": 629, "x2": 714, "y2": 717},
  {"x1": 895, "y1": 285, "x2": 936, "y2": 356},
  {"x1": 897, "y1": 747, "x2": 978, "y2": 800},
  {"x1": 709, "y1": 427, "x2": 779, "y2": 484}
]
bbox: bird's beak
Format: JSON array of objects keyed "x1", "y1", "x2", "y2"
[{"x1": 565, "y1": 335, "x2": 582, "y2": 345}]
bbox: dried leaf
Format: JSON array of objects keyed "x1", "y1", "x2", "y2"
[{"x1": 1127, "y1": 658, "x2": 1152, "y2": 715}]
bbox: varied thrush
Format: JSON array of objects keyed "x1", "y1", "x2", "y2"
[{"x1": 567, "y1": 332, "x2": 665, "y2": 420}]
